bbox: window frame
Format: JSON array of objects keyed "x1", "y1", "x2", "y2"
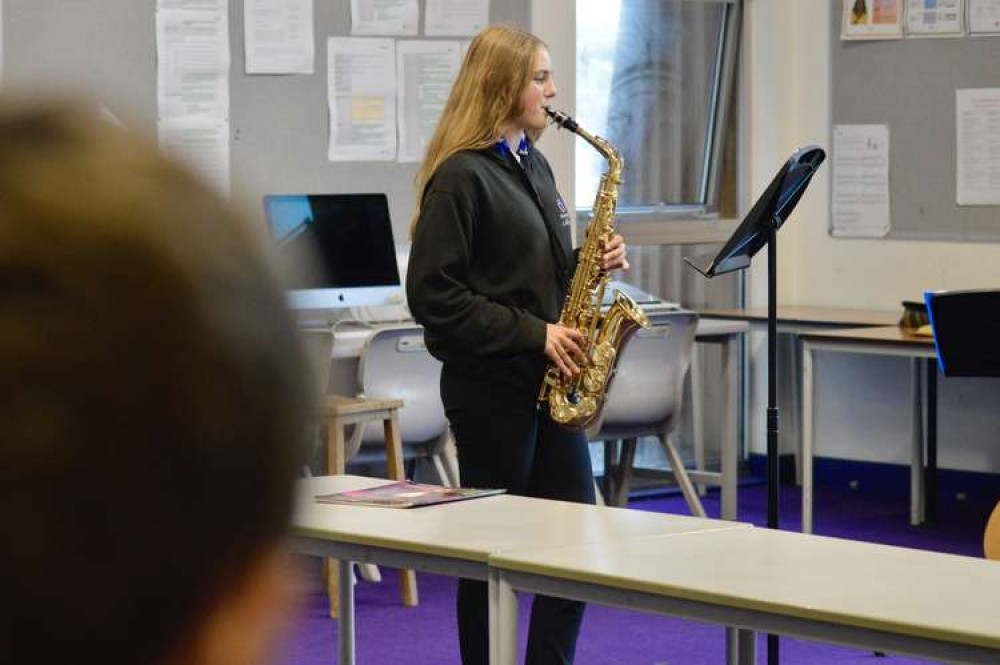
[{"x1": 576, "y1": 0, "x2": 744, "y2": 247}]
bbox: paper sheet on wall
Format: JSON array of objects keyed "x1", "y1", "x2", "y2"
[
  {"x1": 156, "y1": 9, "x2": 231, "y2": 119},
  {"x1": 425, "y1": 0, "x2": 489, "y2": 37},
  {"x1": 905, "y1": 0, "x2": 963, "y2": 36},
  {"x1": 157, "y1": 0, "x2": 227, "y2": 9},
  {"x1": 349, "y1": 0, "x2": 418, "y2": 36},
  {"x1": 841, "y1": 0, "x2": 903, "y2": 40},
  {"x1": 244, "y1": 0, "x2": 315, "y2": 74},
  {"x1": 968, "y1": 0, "x2": 1000, "y2": 34},
  {"x1": 397, "y1": 41, "x2": 461, "y2": 163},
  {"x1": 158, "y1": 118, "x2": 231, "y2": 197},
  {"x1": 957, "y1": 89, "x2": 1000, "y2": 206},
  {"x1": 831, "y1": 125, "x2": 891, "y2": 237},
  {"x1": 327, "y1": 38, "x2": 396, "y2": 162}
]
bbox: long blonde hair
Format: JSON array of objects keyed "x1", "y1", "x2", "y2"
[{"x1": 410, "y1": 24, "x2": 546, "y2": 236}]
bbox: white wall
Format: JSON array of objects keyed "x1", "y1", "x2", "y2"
[
  {"x1": 744, "y1": 0, "x2": 1000, "y2": 473},
  {"x1": 531, "y1": 0, "x2": 577, "y2": 241}
]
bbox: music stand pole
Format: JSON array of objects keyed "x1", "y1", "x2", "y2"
[
  {"x1": 683, "y1": 145, "x2": 826, "y2": 665},
  {"x1": 767, "y1": 221, "x2": 780, "y2": 665}
]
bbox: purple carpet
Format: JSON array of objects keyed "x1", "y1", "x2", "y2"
[{"x1": 279, "y1": 476, "x2": 997, "y2": 665}]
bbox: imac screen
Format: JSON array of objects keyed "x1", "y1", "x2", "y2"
[{"x1": 263, "y1": 193, "x2": 402, "y2": 309}]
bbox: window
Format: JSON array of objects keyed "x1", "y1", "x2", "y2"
[{"x1": 576, "y1": 0, "x2": 741, "y2": 223}]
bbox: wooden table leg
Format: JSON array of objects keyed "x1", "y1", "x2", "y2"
[
  {"x1": 384, "y1": 413, "x2": 418, "y2": 607},
  {"x1": 326, "y1": 416, "x2": 347, "y2": 618}
]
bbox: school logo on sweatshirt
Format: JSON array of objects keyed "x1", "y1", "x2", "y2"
[{"x1": 555, "y1": 195, "x2": 571, "y2": 227}]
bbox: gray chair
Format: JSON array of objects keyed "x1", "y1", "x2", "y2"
[
  {"x1": 346, "y1": 325, "x2": 456, "y2": 487},
  {"x1": 589, "y1": 310, "x2": 711, "y2": 516},
  {"x1": 297, "y1": 328, "x2": 335, "y2": 475}
]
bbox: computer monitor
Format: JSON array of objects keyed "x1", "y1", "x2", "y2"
[{"x1": 263, "y1": 193, "x2": 403, "y2": 310}]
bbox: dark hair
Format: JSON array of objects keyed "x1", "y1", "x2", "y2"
[{"x1": 0, "y1": 100, "x2": 308, "y2": 665}]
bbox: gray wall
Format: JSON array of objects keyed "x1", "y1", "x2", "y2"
[
  {"x1": 2, "y1": 0, "x2": 529, "y2": 241},
  {"x1": 831, "y1": 2, "x2": 1000, "y2": 241}
]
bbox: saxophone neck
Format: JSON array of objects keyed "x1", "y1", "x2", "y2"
[{"x1": 544, "y1": 107, "x2": 623, "y2": 183}]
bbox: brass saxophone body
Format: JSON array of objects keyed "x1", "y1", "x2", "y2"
[{"x1": 538, "y1": 108, "x2": 650, "y2": 431}]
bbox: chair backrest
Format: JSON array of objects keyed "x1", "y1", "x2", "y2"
[
  {"x1": 357, "y1": 325, "x2": 447, "y2": 448},
  {"x1": 593, "y1": 310, "x2": 699, "y2": 440},
  {"x1": 297, "y1": 328, "x2": 334, "y2": 402}
]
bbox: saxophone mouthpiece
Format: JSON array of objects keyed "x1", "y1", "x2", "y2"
[{"x1": 544, "y1": 106, "x2": 579, "y2": 133}]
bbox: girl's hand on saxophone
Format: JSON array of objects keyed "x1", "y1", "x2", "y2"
[
  {"x1": 602, "y1": 234, "x2": 629, "y2": 271},
  {"x1": 545, "y1": 323, "x2": 587, "y2": 377}
]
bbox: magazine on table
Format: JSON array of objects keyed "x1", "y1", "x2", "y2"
[{"x1": 314, "y1": 481, "x2": 506, "y2": 508}]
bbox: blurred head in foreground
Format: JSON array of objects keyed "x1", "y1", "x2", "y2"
[{"x1": 0, "y1": 98, "x2": 308, "y2": 665}]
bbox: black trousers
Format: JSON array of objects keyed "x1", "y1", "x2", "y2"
[{"x1": 446, "y1": 400, "x2": 596, "y2": 665}]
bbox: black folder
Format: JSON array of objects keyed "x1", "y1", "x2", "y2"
[{"x1": 925, "y1": 289, "x2": 1000, "y2": 377}]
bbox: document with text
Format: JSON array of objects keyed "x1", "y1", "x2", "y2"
[
  {"x1": 397, "y1": 40, "x2": 461, "y2": 162},
  {"x1": 832, "y1": 124, "x2": 891, "y2": 237},
  {"x1": 327, "y1": 37, "x2": 397, "y2": 162},
  {"x1": 156, "y1": 8, "x2": 230, "y2": 119},
  {"x1": 425, "y1": 0, "x2": 489, "y2": 37},
  {"x1": 244, "y1": 0, "x2": 314, "y2": 74},
  {"x1": 349, "y1": 0, "x2": 418, "y2": 36},
  {"x1": 957, "y1": 89, "x2": 1000, "y2": 206},
  {"x1": 968, "y1": 0, "x2": 1000, "y2": 34},
  {"x1": 158, "y1": 118, "x2": 231, "y2": 197},
  {"x1": 905, "y1": 0, "x2": 963, "y2": 36}
]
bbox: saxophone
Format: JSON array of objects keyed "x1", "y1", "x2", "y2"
[{"x1": 538, "y1": 107, "x2": 650, "y2": 431}]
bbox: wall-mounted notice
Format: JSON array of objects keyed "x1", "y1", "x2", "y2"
[
  {"x1": 158, "y1": 0, "x2": 227, "y2": 9},
  {"x1": 831, "y1": 124, "x2": 891, "y2": 237},
  {"x1": 956, "y1": 89, "x2": 1000, "y2": 206},
  {"x1": 425, "y1": 0, "x2": 489, "y2": 37},
  {"x1": 158, "y1": 118, "x2": 231, "y2": 197},
  {"x1": 156, "y1": 8, "x2": 230, "y2": 119},
  {"x1": 350, "y1": 0, "x2": 418, "y2": 36},
  {"x1": 327, "y1": 38, "x2": 397, "y2": 161},
  {"x1": 244, "y1": 0, "x2": 315, "y2": 74},
  {"x1": 156, "y1": 1, "x2": 231, "y2": 195},
  {"x1": 968, "y1": 0, "x2": 1000, "y2": 35},
  {"x1": 397, "y1": 41, "x2": 461, "y2": 162},
  {"x1": 905, "y1": 0, "x2": 963, "y2": 36},
  {"x1": 841, "y1": 0, "x2": 903, "y2": 40}
]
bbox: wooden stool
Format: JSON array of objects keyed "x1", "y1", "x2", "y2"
[{"x1": 319, "y1": 395, "x2": 418, "y2": 617}]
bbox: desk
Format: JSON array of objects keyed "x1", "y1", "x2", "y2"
[
  {"x1": 799, "y1": 327, "x2": 937, "y2": 534},
  {"x1": 699, "y1": 307, "x2": 900, "y2": 484},
  {"x1": 291, "y1": 474, "x2": 745, "y2": 665},
  {"x1": 489, "y1": 527, "x2": 1000, "y2": 665}
]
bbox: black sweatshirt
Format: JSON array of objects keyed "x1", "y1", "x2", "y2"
[{"x1": 406, "y1": 144, "x2": 577, "y2": 408}]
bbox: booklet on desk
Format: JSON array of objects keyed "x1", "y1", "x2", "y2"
[
  {"x1": 315, "y1": 481, "x2": 505, "y2": 508},
  {"x1": 925, "y1": 289, "x2": 1000, "y2": 377}
]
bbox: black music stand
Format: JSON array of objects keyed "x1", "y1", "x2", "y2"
[{"x1": 685, "y1": 145, "x2": 826, "y2": 665}]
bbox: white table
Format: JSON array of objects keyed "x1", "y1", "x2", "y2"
[
  {"x1": 292, "y1": 475, "x2": 748, "y2": 665},
  {"x1": 800, "y1": 326, "x2": 937, "y2": 533},
  {"x1": 490, "y1": 527, "x2": 1000, "y2": 665},
  {"x1": 700, "y1": 306, "x2": 901, "y2": 486}
]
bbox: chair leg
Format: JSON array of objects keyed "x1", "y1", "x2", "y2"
[
  {"x1": 442, "y1": 433, "x2": 461, "y2": 487},
  {"x1": 690, "y1": 345, "x2": 707, "y2": 497},
  {"x1": 602, "y1": 440, "x2": 617, "y2": 503},
  {"x1": 659, "y1": 434, "x2": 707, "y2": 518},
  {"x1": 614, "y1": 438, "x2": 638, "y2": 507},
  {"x1": 431, "y1": 453, "x2": 452, "y2": 487}
]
